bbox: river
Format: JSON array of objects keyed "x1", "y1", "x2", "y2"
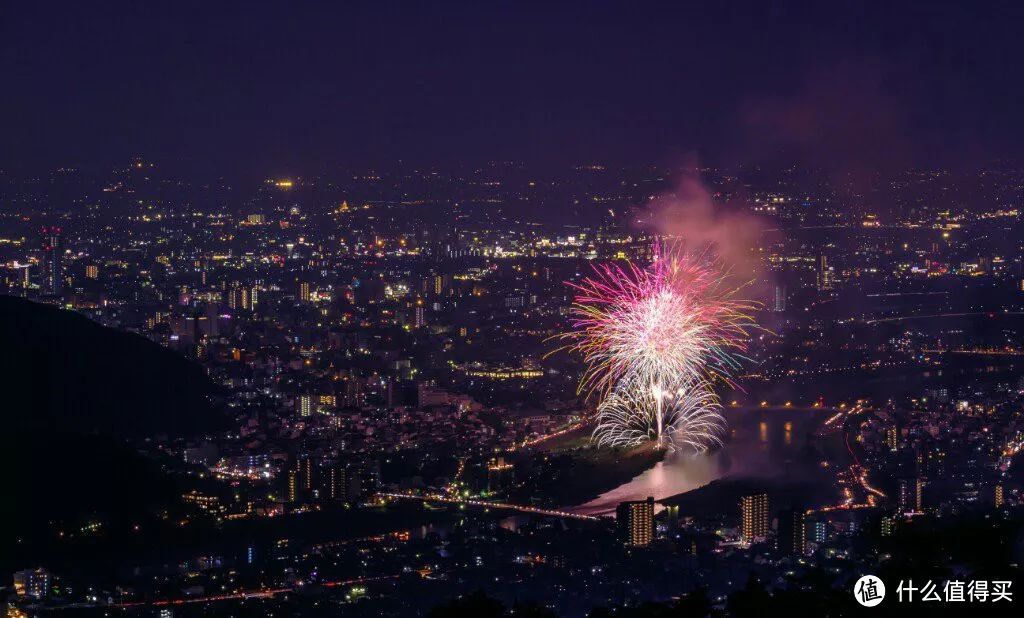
[{"x1": 569, "y1": 409, "x2": 831, "y2": 516}]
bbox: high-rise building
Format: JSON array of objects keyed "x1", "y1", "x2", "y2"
[
  {"x1": 286, "y1": 469, "x2": 299, "y2": 503},
  {"x1": 40, "y1": 226, "x2": 63, "y2": 295},
  {"x1": 298, "y1": 280, "x2": 311, "y2": 303},
  {"x1": 816, "y1": 254, "x2": 833, "y2": 291},
  {"x1": 810, "y1": 519, "x2": 828, "y2": 544},
  {"x1": 776, "y1": 507, "x2": 806, "y2": 555},
  {"x1": 897, "y1": 477, "x2": 925, "y2": 513},
  {"x1": 298, "y1": 457, "x2": 314, "y2": 491},
  {"x1": 299, "y1": 394, "x2": 313, "y2": 417},
  {"x1": 741, "y1": 493, "x2": 769, "y2": 542},
  {"x1": 773, "y1": 284, "x2": 787, "y2": 312},
  {"x1": 13, "y1": 568, "x2": 51, "y2": 599},
  {"x1": 85, "y1": 264, "x2": 99, "y2": 279},
  {"x1": 886, "y1": 426, "x2": 898, "y2": 451},
  {"x1": 994, "y1": 484, "x2": 1005, "y2": 508},
  {"x1": 617, "y1": 497, "x2": 655, "y2": 547},
  {"x1": 897, "y1": 478, "x2": 911, "y2": 513},
  {"x1": 880, "y1": 515, "x2": 897, "y2": 537},
  {"x1": 325, "y1": 463, "x2": 347, "y2": 502},
  {"x1": 227, "y1": 286, "x2": 242, "y2": 310}
]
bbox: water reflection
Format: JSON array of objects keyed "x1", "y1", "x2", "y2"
[
  {"x1": 570, "y1": 449, "x2": 727, "y2": 516},
  {"x1": 569, "y1": 412, "x2": 824, "y2": 517}
]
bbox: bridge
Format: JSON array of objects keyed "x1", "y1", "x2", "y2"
[
  {"x1": 379, "y1": 492, "x2": 599, "y2": 521},
  {"x1": 110, "y1": 575, "x2": 401, "y2": 609}
]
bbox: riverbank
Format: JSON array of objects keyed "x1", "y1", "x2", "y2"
[{"x1": 510, "y1": 442, "x2": 666, "y2": 509}]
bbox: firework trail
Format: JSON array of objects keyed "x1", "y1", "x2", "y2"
[{"x1": 556, "y1": 243, "x2": 758, "y2": 450}]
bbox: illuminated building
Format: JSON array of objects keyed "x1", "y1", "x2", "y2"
[
  {"x1": 299, "y1": 394, "x2": 313, "y2": 417},
  {"x1": 432, "y1": 274, "x2": 449, "y2": 296},
  {"x1": 227, "y1": 286, "x2": 256, "y2": 311},
  {"x1": 182, "y1": 490, "x2": 225, "y2": 515},
  {"x1": 298, "y1": 457, "x2": 314, "y2": 491},
  {"x1": 995, "y1": 484, "x2": 1004, "y2": 508},
  {"x1": 810, "y1": 519, "x2": 828, "y2": 544},
  {"x1": 897, "y1": 478, "x2": 911, "y2": 513},
  {"x1": 880, "y1": 515, "x2": 896, "y2": 537},
  {"x1": 85, "y1": 264, "x2": 99, "y2": 279},
  {"x1": 298, "y1": 280, "x2": 311, "y2": 303},
  {"x1": 617, "y1": 497, "x2": 655, "y2": 547},
  {"x1": 773, "y1": 284, "x2": 787, "y2": 312},
  {"x1": 776, "y1": 507, "x2": 806, "y2": 555},
  {"x1": 40, "y1": 226, "x2": 63, "y2": 295},
  {"x1": 12, "y1": 568, "x2": 50, "y2": 599},
  {"x1": 286, "y1": 469, "x2": 299, "y2": 503},
  {"x1": 318, "y1": 394, "x2": 336, "y2": 410},
  {"x1": 816, "y1": 254, "x2": 833, "y2": 291},
  {"x1": 741, "y1": 493, "x2": 769, "y2": 542},
  {"x1": 886, "y1": 426, "x2": 898, "y2": 451},
  {"x1": 487, "y1": 457, "x2": 515, "y2": 492},
  {"x1": 227, "y1": 287, "x2": 241, "y2": 310},
  {"x1": 898, "y1": 477, "x2": 925, "y2": 513},
  {"x1": 325, "y1": 463, "x2": 347, "y2": 502}
]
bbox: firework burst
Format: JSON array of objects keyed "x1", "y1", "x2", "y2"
[
  {"x1": 555, "y1": 242, "x2": 758, "y2": 450},
  {"x1": 592, "y1": 374, "x2": 725, "y2": 452}
]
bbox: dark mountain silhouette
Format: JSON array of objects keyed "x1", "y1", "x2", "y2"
[
  {"x1": 0, "y1": 295, "x2": 225, "y2": 438},
  {"x1": 0, "y1": 296, "x2": 227, "y2": 571}
]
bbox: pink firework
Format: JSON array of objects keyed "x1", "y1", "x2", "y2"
[{"x1": 554, "y1": 243, "x2": 759, "y2": 449}]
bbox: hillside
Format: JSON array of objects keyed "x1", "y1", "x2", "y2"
[{"x1": 0, "y1": 295, "x2": 224, "y2": 437}]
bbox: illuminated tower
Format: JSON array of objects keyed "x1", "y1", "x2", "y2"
[
  {"x1": 741, "y1": 493, "x2": 769, "y2": 542},
  {"x1": 40, "y1": 226, "x2": 63, "y2": 295},
  {"x1": 617, "y1": 497, "x2": 655, "y2": 547}
]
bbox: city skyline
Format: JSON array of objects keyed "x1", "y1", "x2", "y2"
[{"x1": 3, "y1": 2, "x2": 1023, "y2": 616}]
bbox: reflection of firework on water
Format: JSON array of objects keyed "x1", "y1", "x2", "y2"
[
  {"x1": 592, "y1": 374, "x2": 725, "y2": 452},
  {"x1": 555, "y1": 242, "x2": 758, "y2": 450}
]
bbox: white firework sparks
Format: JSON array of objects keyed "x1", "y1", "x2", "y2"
[{"x1": 592, "y1": 374, "x2": 726, "y2": 452}]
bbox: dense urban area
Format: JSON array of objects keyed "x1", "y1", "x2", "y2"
[{"x1": 2, "y1": 160, "x2": 1023, "y2": 616}]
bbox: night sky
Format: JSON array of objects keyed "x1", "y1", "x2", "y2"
[{"x1": 3, "y1": 1, "x2": 1023, "y2": 175}]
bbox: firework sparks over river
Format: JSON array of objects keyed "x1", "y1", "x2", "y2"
[{"x1": 557, "y1": 243, "x2": 758, "y2": 451}]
